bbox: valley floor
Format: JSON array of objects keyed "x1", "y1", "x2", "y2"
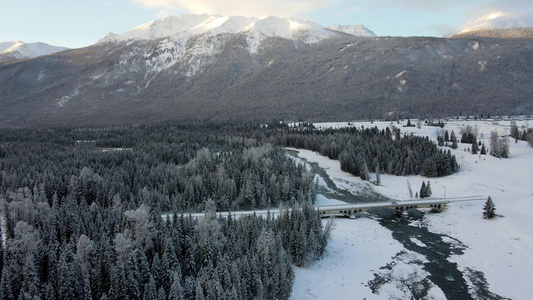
[{"x1": 290, "y1": 120, "x2": 533, "y2": 299}]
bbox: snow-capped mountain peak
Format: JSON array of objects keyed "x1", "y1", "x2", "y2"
[
  {"x1": 91, "y1": 14, "x2": 376, "y2": 79},
  {"x1": 243, "y1": 16, "x2": 336, "y2": 41},
  {"x1": 0, "y1": 41, "x2": 68, "y2": 60},
  {"x1": 189, "y1": 15, "x2": 256, "y2": 35},
  {"x1": 96, "y1": 14, "x2": 374, "y2": 45},
  {"x1": 97, "y1": 14, "x2": 215, "y2": 43}
]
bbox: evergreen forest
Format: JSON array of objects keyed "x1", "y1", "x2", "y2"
[{"x1": 0, "y1": 121, "x2": 458, "y2": 299}]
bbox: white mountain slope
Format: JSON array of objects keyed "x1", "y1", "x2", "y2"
[
  {"x1": 96, "y1": 14, "x2": 369, "y2": 77},
  {"x1": 100, "y1": 14, "x2": 214, "y2": 42},
  {"x1": 89, "y1": 14, "x2": 380, "y2": 88},
  {"x1": 0, "y1": 41, "x2": 68, "y2": 60},
  {"x1": 327, "y1": 24, "x2": 376, "y2": 37},
  {"x1": 97, "y1": 14, "x2": 374, "y2": 45}
]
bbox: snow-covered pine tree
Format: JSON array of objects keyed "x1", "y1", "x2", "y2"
[
  {"x1": 472, "y1": 141, "x2": 479, "y2": 154},
  {"x1": 483, "y1": 196, "x2": 496, "y2": 219},
  {"x1": 419, "y1": 181, "x2": 427, "y2": 198},
  {"x1": 500, "y1": 136, "x2": 510, "y2": 158},
  {"x1": 143, "y1": 276, "x2": 157, "y2": 300},
  {"x1": 421, "y1": 158, "x2": 437, "y2": 177},
  {"x1": 360, "y1": 160, "x2": 369, "y2": 181},
  {"x1": 510, "y1": 120, "x2": 518, "y2": 138},
  {"x1": 375, "y1": 160, "x2": 381, "y2": 185},
  {"x1": 481, "y1": 143, "x2": 487, "y2": 155},
  {"x1": 451, "y1": 131, "x2": 458, "y2": 149}
]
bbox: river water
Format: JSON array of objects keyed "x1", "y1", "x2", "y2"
[{"x1": 287, "y1": 149, "x2": 508, "y2": 299}]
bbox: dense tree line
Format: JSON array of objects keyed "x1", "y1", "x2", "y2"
[
  {"x1": 0, "y1": 123, "x2": 328, "y2": 300},
  {"x1": 0, "y1": 126, "x2": 314, "y2": 213},
  {"x1": 270, "y1": 125, "x2": 458, "y2": 178}
]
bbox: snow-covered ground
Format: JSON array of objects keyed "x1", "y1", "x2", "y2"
[{"x1": 290, "y1": 119, "x2": 533, "y2": 299}]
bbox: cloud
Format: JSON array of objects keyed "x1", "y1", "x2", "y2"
[
  {"x1": 457, "y1": 1, "x2": 533, "y2": 32},
  {"x1": 131, "y1": 0, "x2": 334, "y2": 18},
  {"x1": 372, "y1": 0, "x2": 467, "y2": 12},
  {"x1": 459, "y1": 11, "x2": 533, "y2": 32}
]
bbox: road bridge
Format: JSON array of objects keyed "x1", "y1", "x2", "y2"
[
  {"x1": 316, "y1": 196, "x2": 486, "y2": 218},
  {"x1": 164, "y1": 196, "x2": 487, "y2": 220}
]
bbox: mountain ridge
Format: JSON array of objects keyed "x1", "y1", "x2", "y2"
[
  {"x1": 452, "y1": 27, "x2": 533, "y2": 38},
  {"x1": 1, "y1": 33, "x2": 532, "y2": 128},
  {"x1": 97, "y1": 14, "x2": 376, "y2": 45},
  {"x1": 0, "y1": 14, "x2": 532, "y2": 128},
  {"x1": 0, "y1": 41, "x2": 68, "y2": 61}
]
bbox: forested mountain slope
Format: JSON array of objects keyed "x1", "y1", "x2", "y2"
[{"x1": 1, "y1": 34, "x2": 532, "y2": 127}]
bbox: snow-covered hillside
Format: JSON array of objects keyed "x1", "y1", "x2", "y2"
[
  {"x1": 291, "y1": 119, "x2": 533, "y2": 299},
  {"x1": 97, "y1": 14, "x2": 372, "y2": 45},
  {"x1": 92, "y1": 14, "x2": 379, "y2": 78},
  {"x1": 94, "y1": 14, "x2": 364, "y2": 79},
  {"x1": 327, "y1": 24, "x2": 376, "y2": 37},
  {"x1": 0, "y1": 41, "x2": 68, "y2": 60}
]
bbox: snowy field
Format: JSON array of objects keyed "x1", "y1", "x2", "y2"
[{"x1": 290, "y1": 119, "x2": 533, "y2": 299}]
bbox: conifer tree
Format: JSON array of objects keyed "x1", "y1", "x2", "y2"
[
  {"x1": 419, "y1": 181, "x2": 427, "y2": 198},
  {"x1": 500, "y1": 137, "x2": 510, "y2": 158},
  {"x1": 419, "y1": 181, "x2": 433, "y2": 198},
  {"x1": 360, "y1": 161, "x2": 369, "y2": 181},
  {"x1": 421, "y1": 158, "x2": 437, "y2": 177},
  {"x1": 450, "y1": 131, "x2": 458, "y2": 149},
  {"x1": 480, "y1": 143, "x2": 487, "y2": 155},
  {"x1": 471, "y1": 141, "x2": 479, "y2": 154},
  {"x1": 0, "y1": 256, "x2": 15, "y2": 300},
  {"x1": 483, "y1": 196, "x2": 496, "y2": 219},
  {"x1": 143, "y1": 276, "x2": 157, "y2": 300},
  {"x1": 375, "y1": 161, "x2": 381, "y2": 185},
  {"x1": 510, "y1": 120, "x2": 518, "y2": 138},
  {"x1": 426, "y1": 181, "x2": 432, "y2": 198},
  {"x1": 168, "y1": 270, "x2": 184, "y2": 300}
]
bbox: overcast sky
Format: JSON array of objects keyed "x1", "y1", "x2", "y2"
[{"x1": 1, "y1": 0, "x2": 531, "y2": 48}]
